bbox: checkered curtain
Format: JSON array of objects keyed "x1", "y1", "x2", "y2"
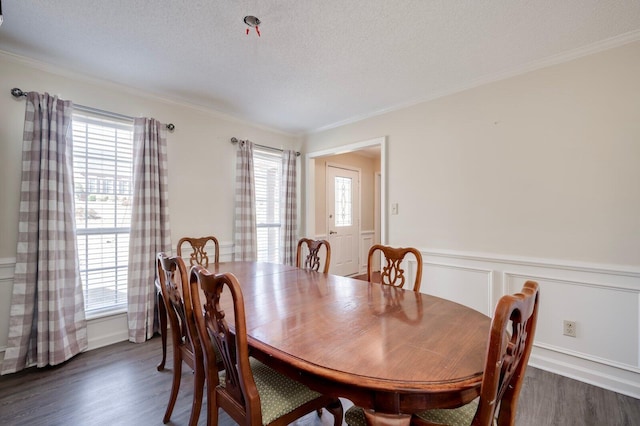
[
  {"x1": 281, "y1": 150, "x2": 297, "y2": 265},
  {"x1": 234, "y1": 140, "x2": 257, "y2": 261},
  {"x1": 1, "y1": 92, "x2": 87, "y2": 374},
  {"x1": 127, "y1": 118, "x2": 171, "y2": 343}
]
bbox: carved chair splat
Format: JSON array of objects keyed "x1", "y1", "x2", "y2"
[
  {"x1": 367, "y1": 244, "x2": 423, "y2": 292},
  {"x1": 296, "y1": 238, "x2": 331, "y2": 274}
]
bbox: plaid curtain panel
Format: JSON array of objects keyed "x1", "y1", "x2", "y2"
[
  {"x1": 2, "y1": 92, "x2": 87, "y2": 374},
  {"x1": 281, "y1": 150, "x2": 297, "y2": 265},
  {"x1": 127, "y1": 118, "x2": 171, "y2": 343},
  {"x1": 234, "y1": 140, "x2": 257, "y2": 261}
]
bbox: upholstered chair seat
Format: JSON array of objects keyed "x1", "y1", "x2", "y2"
[
  {"x1": 345, "y1": 400, "x2": 479, "y2": 426},
  {"x1": 245, "y1": 358, "x2": 327, "y2": 425}
]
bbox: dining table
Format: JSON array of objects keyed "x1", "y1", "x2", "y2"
[{"x1": 196, "y1": 261, "x2": 491, "y2": 426}]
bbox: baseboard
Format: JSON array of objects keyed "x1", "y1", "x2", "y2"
[{"x1": 530, "y1": 348, "x2": 640, "y2": 399}]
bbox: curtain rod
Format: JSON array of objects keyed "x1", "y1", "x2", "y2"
[
  {"x1": 230, "y1": 137, "x2": 300, "y2": 157},
  {"x1": 10, "y1": 88, "x2": 175, "y2": 131}
]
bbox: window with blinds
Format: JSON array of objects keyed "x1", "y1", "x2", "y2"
[
  {"x1": 72, "y1": 110, "x2": 134, "y2": 314},
  {"x1": 254, "y1": 149, "x2": 282, "y2": 263}
]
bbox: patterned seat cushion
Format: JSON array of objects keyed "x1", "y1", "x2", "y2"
[
  {"x1": 344, "y1": 405, "x2": 367, "y2": 426},
  {"x1": 345, "y1": 399, "x2": 479, "y2": 426},
  {"x1": 220, "y1": 357, "x2": 322, "y2": 426}
]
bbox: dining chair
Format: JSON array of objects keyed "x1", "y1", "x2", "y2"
[
  {"x1": 190, "y1": 265, "x2": 344, "y2": 426},
  {"x1": 156, "y1": 252, "x2": 205, "y2": 426},
  {"x1": 345, "y1": 280, "x2": 540, "y2": 426},
  {"x1": 296, "y1": 238, "x2": 331, "y2": 273},
  {"x1": 177, "y1": 235, "x2": 220, "y2": 267},
  {"x1": 156, "y1": 235, "x2": 219, "y2": 372},
  {"x1": 367, "y1": 244, "x2": 423, "y2": 292}
]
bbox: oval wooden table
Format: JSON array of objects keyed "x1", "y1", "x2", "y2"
[{"x1": 201, "y1": 262, "x2": 491, "y2": 426}]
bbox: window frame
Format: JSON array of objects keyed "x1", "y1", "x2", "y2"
[
  {"x1": 72, "y1": 108, "x2": 134, "y2": 317},
  {"x1": 253, "y1": 148, "x2": 283, "y2": 263}
]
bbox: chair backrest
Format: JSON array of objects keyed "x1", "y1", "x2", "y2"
[
  {"x1": 367, "y1": 244, "x2": 423, "y2": 292},
  {"x1": 296, "y1": 238, "x2": 331, "y2": 273},
  {"x1": 177, "y1": 236, "x2": 220, "y2": 267},
  {"x1": 190, "y1": 266, "x2": 262, "y2": 425},
  {"x1": 156, "y1": 253, "x2": 201, "y2": 364},
  {"x1": 473, "y1": 280, "x2": 540, "y2": 426}
]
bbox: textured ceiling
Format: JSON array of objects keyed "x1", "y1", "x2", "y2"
[{"x1": 1, "y1": 1, "x2": 639, "y2": 134}]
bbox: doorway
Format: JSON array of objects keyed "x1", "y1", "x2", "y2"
[{"x1": 305, "y1": 136, "x2": 387, "y2": 276}]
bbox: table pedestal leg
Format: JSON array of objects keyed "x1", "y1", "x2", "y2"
[{"x1": 364, "y1": 409, "x2": 411, "y2": 426}]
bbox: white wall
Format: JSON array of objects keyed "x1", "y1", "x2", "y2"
[
  {"x1": 304, "y1": 42, "x2": 640, "y2": 266},
  {"x1": 304, "y1": 42, "x2": 640, "y2": 397},
  {"x1": 0, "y1": 51, "x2": 300, "y2": 358}
]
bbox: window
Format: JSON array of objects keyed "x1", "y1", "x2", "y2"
[
  {"x1": 72, "y1": 110, "x2": 134, "y2": 314},
  {"x1": 334, "y1": 176, "x2": 353, "y2": 227},
  {"x1": 253, "y1": 149, "x2": 282, "y2": 263}
]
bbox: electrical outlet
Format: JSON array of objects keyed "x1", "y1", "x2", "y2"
[{"x1": 563, "y1": 320, "x2": 576, "y2": 337}]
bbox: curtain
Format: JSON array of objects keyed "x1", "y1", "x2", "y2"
[
  {"x1": 2, "y1": 92, "x2": 87, "y2": 374},
  {"x1": 127, "y1": 117, "x2": 171, "y2": 343},
  {"x1": 281, "y1": 150, "x2": 297, "y2": 265},
  {"x1": 234, "y1": 140, "x2": 257, "y2": 261}
]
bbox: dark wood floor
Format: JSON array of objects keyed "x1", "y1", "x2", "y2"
[{"x1": 1, "y1": 337, "x2": 638, "y2": 425}]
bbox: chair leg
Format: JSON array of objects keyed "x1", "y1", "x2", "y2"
[
  {"x1": 163, "y1": 353, "x2": 183, "y2": 423},
  {"x1": 189, "y1": 363, "x2": 205, "y2": 426},
  {"x1": 207, "y1": 384, "x2": 219, "y2": 426},
  {"x1": 326, "y1": 398, "x2": 344, "y2": 426},
  {"x1": 157, "y1": 291, "x2": 168, "y2": 371}
]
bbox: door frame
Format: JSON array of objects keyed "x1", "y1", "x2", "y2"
[{"x1": 305, "y1": 136, "x2": 387, "y2": 245}]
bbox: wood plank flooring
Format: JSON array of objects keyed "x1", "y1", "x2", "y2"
[{"x1": 0, "y1": 337, "x2": 638, "y2": 425}]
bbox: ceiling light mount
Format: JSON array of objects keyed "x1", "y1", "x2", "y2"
[{"x1": 244, "y1": 15, "x2": 261, "y2": 37}]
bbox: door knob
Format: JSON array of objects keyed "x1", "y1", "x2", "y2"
[{"x1": 329, "y1": 230, "x2": 337, "y2": 235}]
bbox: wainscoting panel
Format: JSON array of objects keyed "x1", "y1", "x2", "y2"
[
  {"x1": 420, "y1": 249, "x2": 640, "y2": 398},
  {"x1": 0, "y1": 258, "x2": 15, "y2": 356},
  {"x1": 505, "y1": 273, "x2": 639, "y2": 370},
  {"x1": 423, "y1": 262, "x2": 492, "y2": 316},
  {"x1": 360, "y1": 230, "x2": 375, "y2": 274}
]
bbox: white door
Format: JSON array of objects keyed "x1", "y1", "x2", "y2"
[{"x1": 326, "y1": 165, "x2": 360, "y2": 276}]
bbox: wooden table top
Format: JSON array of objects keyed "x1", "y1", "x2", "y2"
[{"x1": 204, "y1": 261, "x2": 491, "y2": 413}]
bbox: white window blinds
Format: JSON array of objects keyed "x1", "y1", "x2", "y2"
[
  {"x1": 72, "y1": 110, "x2": 133, "y2": 314},
  {"x1": 253, "y1": 149, "x2": 282, "y2": 263}
]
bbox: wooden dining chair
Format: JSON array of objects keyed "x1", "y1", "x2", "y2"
[
  {"x1": 345, "y1": 281, "x2": 540, "y2": 426},
  {"x1": 296, "y1": 238, "x2": 331, "y2": 273},
  {"x1": 177, "y1": 235, "x2": 220, "y2": 267},
  {"x1": 156, "y1": 253, "x2": 204, "y2": 426},
  {"x1": 156, "y1": 235, "x2": 219, "y2": 372},
  {"x1": 190, "y1": 265, "x2": 344, "y2": 426},
  {"x1": 367, "y1": 244, "x2": 423, "y2": 292}
]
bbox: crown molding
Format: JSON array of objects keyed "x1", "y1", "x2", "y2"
[
  {"x1": 0, "y1": 50, "x2": 297, "y2": 138},
  {"x1": 309, "y1": 30, "x2": 640, "y2": 134}
]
